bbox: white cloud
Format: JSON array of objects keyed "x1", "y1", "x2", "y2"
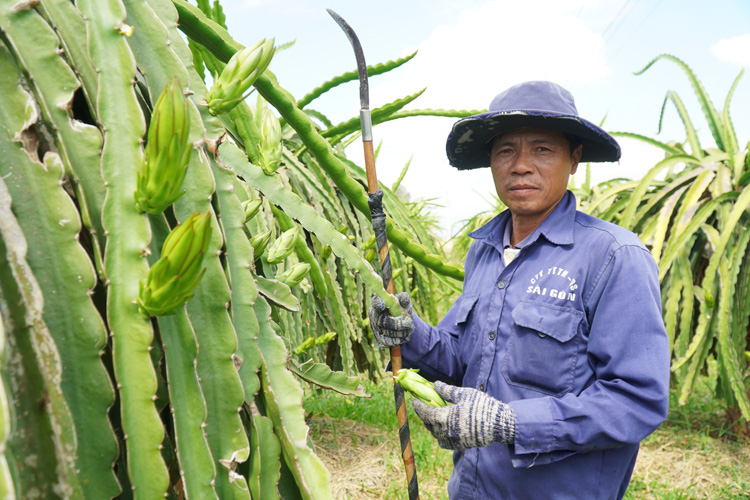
[
  {"x1": 711, "y1": 33, "x2": 750, "y2": 67},
  {"x1": 348, "y1": 0, "x2": 620, "y2": 235}
]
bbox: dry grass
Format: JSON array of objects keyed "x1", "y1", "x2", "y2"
[{"x1": 308, "y1": 415, "x2": 750, "y2": 500}]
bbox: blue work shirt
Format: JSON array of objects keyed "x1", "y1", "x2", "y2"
[{"x1": 401, "y1": 191, "x2": 670, "y2": 500}]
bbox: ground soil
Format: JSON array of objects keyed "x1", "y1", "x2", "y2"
[{"x1": 307, "y1": 416, "x2": 750, "y2": 499}]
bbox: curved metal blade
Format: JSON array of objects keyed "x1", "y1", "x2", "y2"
[{"x1": 326, "y1": 9, "x2": 369, "y2": 110}]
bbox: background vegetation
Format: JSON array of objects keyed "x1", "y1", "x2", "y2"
[{"x1": 0, "y1": 0, "x2": 748, "y2": 499}]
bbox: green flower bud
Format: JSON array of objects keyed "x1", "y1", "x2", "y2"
[
  {"x1": 395, "y1": 369, "x2": 446, "y2": 407},
  {"x1": 292, "y1": 337, "x2": 316, "y2": 356},
  {"x1": 242, "y1": 199, "x2": 263, "y2": 222},
  {"x1": 362, "y1": 234, "x2": 376, "y2": 249},
  {"x1": 321, "y1": 245, "x2": 332, "y2": 260},
  {"x1": 135, "y1": 77, "x2": 192, "y2": 214},
  {"x1": 207, "y1": 38, "x2": 275, "y2": 115},
  {"x1": 364, "y1": 248, "x2": 375, "y2": 262},
  {"x1": 314, "y1": 331, "x2": 337, "y2": 346},
  {"x1": 266, "y1": 225, "x2": 300, "y2": 264},
  {"x1": 255, "y1": 96, "x2": 282, "y2": 175},
  {"x1": 250, "y1": 230, "x2": 272, "y2": 260},
  {"x1": 276, "y1": 262, "x2": 311, "y2": 288},
  {"x1": 138, "y1": 212, "x2": 212, "y2": 317}
]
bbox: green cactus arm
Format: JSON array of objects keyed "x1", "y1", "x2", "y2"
[
  {"x1": 296, "y1": 51, "x2": 417, "y2": 109},
  {"x1": 321, "y1": 88, "x2": 426, "y2": 141},
  {"x1": 271, "y1": 203, "x2": 330, "y2": 298},
  {"x1": 0, "y1": 318, "x2": 15, "y2": 500},
  {"x1": 75, "y1": 0, "x2": 170, "y2": 496},
  {"x1": 716, "y1": 230, "x2": 750, "y2": 420},
  {"x1": 172, "y1": 1, "x2": 465, "y2": 282},
  {"x1": 254, "y1": 298, "x2": 334, "y2": 499},
  {"x1": 2, "y1": 1, "x2": 107, "y2": 280},
  {"x1": 0, "y1": 169, "x2": 84, "y2": 498},
  {"x1": 211, "y1": 161, "x2": 264, "y2": 402},
  {"x1": 247, "y1": 413, "x2": 281, "y2": 500},
  {"x1": 635, "y1": 54, "x2": 726, "y2": 152},
  {"x1": 256, "y1": 276, "x2": 301, "y2": 312},
  {"x1": 219, "y1": 142, "x2": 401, "y2": 312},
  {"x1": 0, "y1": 44, "x2": 120, "y2": 497},
  {"x1": 288, "y1": 359, "x2": 369, "y2": 397},
  {"x1": 171, "y1": 148, "x2": 251, "y2": 499},
  {"x1": 148, "y1": 214, "x2": 218, "y2": 500},
  {"x1": 37, "y1": 0, "x2": 99, "y2": 111},
  {"x1": 619, "y1": 155, "x2": 696, "y2": 231},
  {"x1": 253, "y1": 74, "x2": 465, "y2": 281}
]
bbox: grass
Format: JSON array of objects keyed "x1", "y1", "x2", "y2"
[{"x1": 303, "y1": 373, "x2": 750, "y2": 499}]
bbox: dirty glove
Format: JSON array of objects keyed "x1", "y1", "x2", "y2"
[
  {"x1": 368, "y1": 292, "x2": 414, "y2": 348},
  {"x1": 412, "y1": 381, "x2": 516, "y2": 450}
]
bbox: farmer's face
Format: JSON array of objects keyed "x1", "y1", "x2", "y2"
[{"x1": 490, "y1": 128, "x2": 582, "y2": 224}]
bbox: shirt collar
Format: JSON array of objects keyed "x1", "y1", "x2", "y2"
[{"x1": 469, "y1": 190, "x2": 577, "y2": 247}]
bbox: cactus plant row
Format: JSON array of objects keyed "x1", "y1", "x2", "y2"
[{"x1": 0, "y1": 0, "x2": 476, "y2": 498}]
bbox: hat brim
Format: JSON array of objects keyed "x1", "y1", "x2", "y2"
[{"x1": 446, "y1": 111, "x2": 621, "y2": 170}]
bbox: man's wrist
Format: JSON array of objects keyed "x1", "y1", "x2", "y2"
[{"x1": 493, "y1": 402, "x2": 516, "y2": 444}]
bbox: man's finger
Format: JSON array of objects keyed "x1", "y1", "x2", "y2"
[
  {"x1": 411, "y1": 398, "x2": 436, "y2": 422},
  {"x1": 433, "y1": 381, "x2": 461, "y2": 404},
  {"x1": 370, "y1": 294, "x2": 386, "y2": 312},
  {"x1": 379, "y1": 314, "x2": 413, "y2": 332},
  {"x1": 396, "y1": 291, "x2": 412, "y2": 310}
]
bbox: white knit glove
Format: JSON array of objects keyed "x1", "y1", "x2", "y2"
[
  {"x1": 368, "y1": 292, "x2": 414, "y2": 348},
  {"x1": 412, "y1": 381, "x2": 516, "y2": 450}
]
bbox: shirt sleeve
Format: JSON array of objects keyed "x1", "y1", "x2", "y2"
[
  {"x1": 399, "y1": 243, "x2": 482, "y2": 385},
  {"x1": 508, "y1": 244, "x2": 670, "y2": 467}
]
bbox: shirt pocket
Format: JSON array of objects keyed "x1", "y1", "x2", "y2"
[
  {"x1": 503, "y1": 300, "x2": 584, "y2": 397},
  {"x1": 454, "y1": 293, "x2": 480, "y2": 326}
]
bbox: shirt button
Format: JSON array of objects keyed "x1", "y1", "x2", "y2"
[
  {"x1": 488, "y1": 331, "x2": 496, "y2": 340},
  {"x1": 497, "y1": 280, "x2": 507, "y2": 289},
  {"x1": 479, "y1": 384, "x2": 485, "y2": 392}
]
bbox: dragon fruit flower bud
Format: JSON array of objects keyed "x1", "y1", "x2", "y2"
[
  {"x1": 314, "y1": 331, "x2": 337, "y2": 346},
  {"x1": 242, "y1": 199, "x2": 263, "y2": 222},
  {"x1": 138, "y1": 212, "x2": 212, "y2": 317},
  {"x1": 255, "y1": 96, "x2": 282, "y2": 175},
  {"x1": 250, "y1": 230, "x2": 273, "y2": 260},
  {"x1": 276, "y1": 262, "x2": 311, "y2": 288},
  {"x1": 395, "y1": 368, "x2": 446, "y2": 407},
  {"x1": 135, "y1": 77, "x2": 193, "y2": 214},
  {"x1": 207, "y1": 38, "x2": 275, "y2": 115},
  {"x1": 266, "y1": 225, "x2": 300, "y2": 264}
]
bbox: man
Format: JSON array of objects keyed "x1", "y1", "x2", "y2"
[{"x1": 369, "y1": 81, "x2": 670, "y2": 499}]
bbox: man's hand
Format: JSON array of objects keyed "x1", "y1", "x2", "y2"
[
  {"x1": 412, "y1": 381, "x2": 516, "y2": 450},
  {"x1": 368, "y1": 292, "x2": 414, "y2": 348}
]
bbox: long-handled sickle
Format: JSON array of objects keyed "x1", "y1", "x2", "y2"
[{"x1": 326, "y1": 9, "x2": 419, "y2": 500}]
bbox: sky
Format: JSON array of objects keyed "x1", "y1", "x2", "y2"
[{"x1": 218, "y1": 0, "x2": 750, "y2": 235}]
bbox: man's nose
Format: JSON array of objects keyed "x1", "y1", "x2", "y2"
[{"x1": 510, "y1": 149, "x2": 534, "y2": 174}]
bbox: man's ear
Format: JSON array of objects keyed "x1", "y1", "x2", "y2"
[{"x1": 570, "y1": 144, "x2": 583, "y2": 175}]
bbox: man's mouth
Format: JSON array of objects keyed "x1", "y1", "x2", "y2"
[{"x1": 508, "y1": 184, "x2": 538, "y2": 193}]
